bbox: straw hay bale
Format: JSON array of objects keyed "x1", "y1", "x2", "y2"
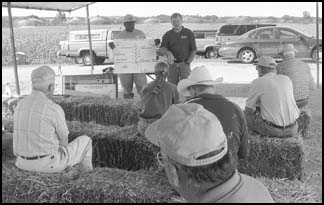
[
  {"x1": 2, "y1": 158, "x2": 184, "y2": 203},
  {"x1": 239, "y1": 133, "x2": 304, "y2": 180}
]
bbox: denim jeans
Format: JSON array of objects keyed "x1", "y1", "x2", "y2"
[
  {"x1": 168, "y1": 62, "x2": 191, "y2": 85},
  {"x1": 244, "y1": 110, "x2": 298, "y2": 137}
]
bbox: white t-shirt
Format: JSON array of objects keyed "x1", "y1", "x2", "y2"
[
  {"x1": 246, "y1": 72, "x2": 300, "y2": 126},
  {"x1": 115, "y1": 29, "x2": 146, "y2": 39}
]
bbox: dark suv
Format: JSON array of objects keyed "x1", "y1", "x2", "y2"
[{"x1": 216, "y1": 24, "x2": 276, "y2": 44}]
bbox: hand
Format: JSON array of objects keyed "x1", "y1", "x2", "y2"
[
  {"x1": 108, "y1": 42, "x2": 115, "y2": 49},
  {"x1": 154, "y1": 38, "x2": 161, "y2": 46},
  {"x1": 167, "y1": 52, "x2": 175, "y2": 64}
]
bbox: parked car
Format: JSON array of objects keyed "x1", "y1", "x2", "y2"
[
  {"x1": 57, "y1": 28, "x2": 122, "y2": 65},
  {"x1": 216, "y1": 24, "x2": 276, "y2": 44},
  {"x1": 218, "y1": 26, "x2": 322, "y2": 63},
  {"x1": 193, "y1": 30, "x2": 218, "y2": 58}
]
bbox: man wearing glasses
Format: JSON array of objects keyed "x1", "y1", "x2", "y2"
[
  {"x1": 145, "y1": 103, "x2": 274, "y2": 203},
  {"x1": 244, "y1": 56, "x2": 300, "y2": 137}
]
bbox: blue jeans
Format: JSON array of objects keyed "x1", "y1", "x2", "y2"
[
  {"x1": 119, "y1": 73, "x2": 147, "y2": 97},
  {"x1": 168, "y1": 62, "x2": 191, "y2": 85}
]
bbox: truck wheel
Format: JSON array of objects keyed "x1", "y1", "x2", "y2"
[
  {"x1": 205, "y1": 48, "x2": 217, "y2": 59},
  {"x1": 82, "y1": 52, "x2": 95, "y2": 66},
  {"x1": 95, "y1": 57, "x2": 105, "y2": 65},
  {"x1": 312, "y1": 47, "x2": 322, "y2": 63},
  {"x1": 239, "y1": 48, "x2": 256, "y2": 63}
]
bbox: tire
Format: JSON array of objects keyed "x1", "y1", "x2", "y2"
[
  {"x1": 82, "y1": 52, "x2": 95, "y2": 66},
  {"x1": 239, "y1": 48, "x2": 256, "y2": 63},
  {"x1": 205, "y1": 48, "x2": 217, "y2": 59},
  {"x1": 95, "y1": 57, "x2": 105, "y2": 65},
  {"x1": 312, "y1": 47, "x2": 322, "y2": 63}
]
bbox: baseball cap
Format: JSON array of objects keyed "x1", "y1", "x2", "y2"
[
  {"x1": 255, "y1": 56, "x2": 277, "y2": 69},
  {"x1": 123, "y1": 14, "x2": 136, "y2": 23},
  {"x1": 177, "y1": 65, "x2": 223, "y2": 97},
  {"x1": 145, "y1": 103, "x2": 228, "y2": 167},
  {"x1": 279, "y1": 43, "x2": 297, "y2": 54}
]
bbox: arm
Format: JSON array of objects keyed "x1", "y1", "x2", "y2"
[
  {"x1": 186, "y1": 50, "x2": 196, "y2": 64},
  {"x1": 156, "y1": 33, "x2": 175, "y2": 64},
  {"x1": 54, "y1": 106, "x2": 69, "y2": 147},
  {"x1": 236, "y1": 106, "x2": 250, "y2": 159},
  {"x1": 185, "y1": 30, "x2": 197, "y2": 64}
]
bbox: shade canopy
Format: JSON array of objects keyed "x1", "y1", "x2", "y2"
[{"x1": 2, "y1": 2, "x2": 95, "y2": 12}]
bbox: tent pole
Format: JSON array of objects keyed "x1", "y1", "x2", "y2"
[
  {"x1": 316, "y1": 2, "x2": 319, "y2": 88},
  {"x1": 7, "y1": 2, "x2": 20, "y2": 95},
  {"x1": 86, "y1": 5, "x2": 94, "y2": 73}
]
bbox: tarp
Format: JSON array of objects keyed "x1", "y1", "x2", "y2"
[{"x1": 2, "y1": 2, "x2": 95, "y2": 12}]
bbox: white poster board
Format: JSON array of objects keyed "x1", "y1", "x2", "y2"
[{"x1": 113, "y1": 39, "x2": 157, "y2": 73}]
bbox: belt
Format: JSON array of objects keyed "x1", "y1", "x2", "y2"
[
  {"x1": 174, "y1": 60, "x2": 185, "y2": 63},
  {"x1": 19, "y1": 154, "x2": 50, "y2": 160},
  {"x1": 263, "y1": 119, "x2": 297, "y2": 129}
]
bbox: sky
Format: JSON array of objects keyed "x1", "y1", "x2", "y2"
[{"x1": 2, "y1": 2, "x2": 322, "y2": 18}]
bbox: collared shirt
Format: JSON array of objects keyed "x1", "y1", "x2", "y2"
[
  {"x1": 160, "y1": 26, "x2": 197, "y2": 61},
  {"x1": 115, "y1": 29, "x2": 146, "y2": 39},
  {"x1": 186, "y1": 94, "x2": 249, "y2": 167},
  {"x1": 13, "y1": 90, "x2": 69, "y2": 157},
  {"x1": 140, "y1": 80, "x2": 179, "y2": 119},
  {"x1": 199, "y1": 170, "x2": 274, "y2": 203},
  {"x1": 276, "y1": 56, "x2": 315, "y2": 101},
  {"x1": 246, "y1": 72, "x2": 300, "y2": 126}
]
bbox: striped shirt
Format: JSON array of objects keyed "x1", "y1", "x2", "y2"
[
  {"x1": 276, "y1": 57, "x2": 315, "y2": 101},
  {"x1": 13, "y1": 90, "x2": 69, "y2": 157}
]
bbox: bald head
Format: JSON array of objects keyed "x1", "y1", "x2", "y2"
[{"x1": 31, "y1": 65, "x2": 55, "y2": 91}]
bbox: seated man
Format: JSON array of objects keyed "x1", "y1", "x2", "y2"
[
  {"x1": 13, "y1": 65, "x2": 93, "y2": 173},
  {"x1": 138, "y1": 62, "x2": 179, "y2": 136},
  {"x1": 177, "y1": 65, "x2": 249, "y2": 168},
  {"x1": 244, "y1": 56, "x2": 300, "y2": 137},
  {"x1": 276, "y1": 44, "x2": 316, "y2": 108},
  {"x1": 145, "y1": 103, "x2": 274, "y2": 203}
]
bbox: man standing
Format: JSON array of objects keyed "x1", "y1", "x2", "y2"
[
  {"x1": 276, "y1": 44, "x2": 316, "y2": 108},
  {"x1": 13, "y1": 65, "x2": 93, "y2": 173},
  {"x1": 114, "y1": 14, "x2": 147, "y2": 99},
  {"x1": 157, "y1": 13, "x2": 197, "y2": 85},
  {"x1": 244, "y1": 56, "x2": 300, "y2": 137},
  {"x1": 177, "y1": 65, "x2": 249, "y2": 168},
  {"x1": 145, "y1": 103, "x2": 274, "y2": 203}
]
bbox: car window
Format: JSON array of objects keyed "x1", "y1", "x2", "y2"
[
  {"x1": 205, "y1": 32, "x2": 216, "y2": 38},
  {"x1": 194, "y1": 32, "x2": 205, "y2": 39},
  {"x1": 255, "y1": 29, "x2": 275, "y2": 40},
  {"x1": 279, "y1": 29, "x2": 298, "y2": 40},
  {"x1": 234, "y1": 25, "x2": 246, "y2": 35},
  {"x1": 111, "y1": 31, "x2": 122, "y2": 40},
  {"x1": 246, "y1": 25, "x2": 257, "y2": 32},
  {"x1": 218, "y1": 25, "x2": 239, "y2": 35},
  {"x1": 74, "y1": 33, "x2": 101, "y2": 40}
]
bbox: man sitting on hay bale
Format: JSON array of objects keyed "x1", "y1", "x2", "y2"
[
  {"x1": 276, "y1": 44, "x2": 316, "y2": 138},
  {"x1": 12, "y1": 65, "x2": 93, "y2": 173},
  {"x1": 145, "y1": 103, "x2": 274, "y2": 203},
  {"x1": 138, "y1": 61, "x2": 179, "y2": 136},
  {"x1": 244, "y1": 56, "x2": 300, "y2": 137},
  {"x1": 177, "y1": 65, "x2": 249, "y2": 168}
]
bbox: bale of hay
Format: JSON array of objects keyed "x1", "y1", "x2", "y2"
[
  {"x1": 54, "y1": 96, "x2": 140, "y2": 127},
  {"x1": 2, "y1": 158, "x2": 184, "y2": 203},
  {"x1": 239, "y1": 133, "x2": 304, "y2": 180},
  {"x1": 67, "y1": 121, "x2": 159, "y2": 170}
]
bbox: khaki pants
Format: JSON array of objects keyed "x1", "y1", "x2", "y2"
[
  {"x1": 168, "y1": 62, "x2": 191, "y2": 85},
  {"x1": 119, "y1": 73, "x2": 147, "y2": 96},
  {"x1": 244, "y1": 110, "x2": 298, "y2": 137},
  {"x1": 15, "y1": 135, "x2": 93, "y2": 173}
]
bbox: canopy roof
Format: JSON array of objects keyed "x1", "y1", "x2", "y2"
[{"x1": 2, "y1": 2, "x2": 95, "y2": 12}]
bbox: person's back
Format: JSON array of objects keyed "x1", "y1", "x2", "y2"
[
  {"x1": 250, "y1": 73, "x2": 299, "y2": 126},
  {"x1": 187, "y1": 93, "x2": 249, "y2": 167}
]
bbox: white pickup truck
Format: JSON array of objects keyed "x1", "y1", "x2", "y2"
[{"x1": 57, "y1": 28, "x2": 122, "y2": 65}]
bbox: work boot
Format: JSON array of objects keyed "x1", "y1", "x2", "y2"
[{"x1": 123, "y1": 93, "x2": 134, "y2": 99}]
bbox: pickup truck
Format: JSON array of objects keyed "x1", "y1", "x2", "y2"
[
  {"x1": 193, "y1": 30, "x2": 218, "y2": 58},
  {"x1": 57, "y1": 28, "x2": 122, "y2": 65}
]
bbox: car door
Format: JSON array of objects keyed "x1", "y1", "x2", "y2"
[
  {"x1": 277, "y1": 28, "x2": 310, "y2": 58},
  {"x1": 253, "y1": 28, "x2": 280, "y2": 58},
  {"x1": 193, "y1": 32, "x2": 206, "y2": 52}
]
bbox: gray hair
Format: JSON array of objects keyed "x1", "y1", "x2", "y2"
[{"x1": 31, "y1": 65, "x2": 55, "y2": 91}]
